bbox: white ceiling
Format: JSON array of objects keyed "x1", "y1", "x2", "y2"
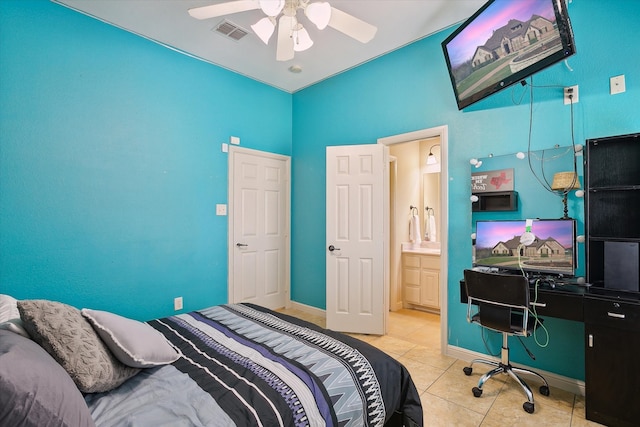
[{"x1": 52, "y1": 0, "x2": 487, "y2": 93}]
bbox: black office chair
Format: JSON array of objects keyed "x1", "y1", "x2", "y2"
[{"x1": 462, "y1": 269, "x2": 550, "y2": 413}]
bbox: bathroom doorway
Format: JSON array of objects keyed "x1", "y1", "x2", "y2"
[{"x1": 378, "y1": 126, "x2": 448, "y2": 352}]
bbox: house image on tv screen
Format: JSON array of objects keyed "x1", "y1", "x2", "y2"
[
  {"x1": 476, "y1": 234, "x2": 573, "y2": 273},
  {"x1": 492, "y1": 235, "x2": 565, "y2": 258},
  {"x1": 471, "y1": 15, "x2": 559, "y2": 70}
]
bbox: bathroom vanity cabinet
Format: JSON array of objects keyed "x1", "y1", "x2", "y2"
[{"x1": 402, "y1": 253, "x2": 440, "y2": 311}]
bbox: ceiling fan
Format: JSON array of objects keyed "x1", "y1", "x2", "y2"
[{"x1": 188, "y1": 0, "x2": 378, "y2": 61}]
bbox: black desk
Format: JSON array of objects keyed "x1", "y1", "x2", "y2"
[
  {"x1": 459, "y1": 278, "x2": 640, "y2": 322},
  {"x1": 460, "y1": 276, "x2": 640, "y2": 427},
  {"x1": 459, "y1": 279, "x2": 586, "y2": 322}
]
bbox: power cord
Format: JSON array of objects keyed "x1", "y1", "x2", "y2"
[
  {"x1": 530, "y1": 279, "x2": 550, "y2": 348},
  {"x1": 523, "y1": 76, "x2": 580, "y2": 196},
  {"x1": 481, "y1": 328, "x2": 501, "y2": 358},
  {"x1": 517, "y1": 244, "x2": 550, "y2": 349},
  {"x1": 476, "y1": 243, "x2": 551, "y2": 360}
]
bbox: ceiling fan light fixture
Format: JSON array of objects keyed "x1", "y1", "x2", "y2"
[
  {"x1": 305, "y1": 2, "x2": 332, "y2": 30},
  {"x1": 292, "y1": 24, "x2": 313, "y2": 52},
  {"x1": 258, "y1": 0, "x2": 285, "y2": 17},
  {"x1": 251, "y1": 16, "x2": 276, "y2": 44}
]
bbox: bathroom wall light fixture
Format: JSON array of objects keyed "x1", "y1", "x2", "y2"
[
  {"x1": 425, "y1": 144, "x2": 441, "y2": 173},
  {"x1": 426, "y1": 144, "x2": 441, "y2": 165}
]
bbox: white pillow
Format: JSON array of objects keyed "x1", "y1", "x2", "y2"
[
  {"x1": 81, "y1": 309, "x2": 179, "y2": 368},
  {"x1": 0, "y1": 294, "x2": 20, "y2": 322},
  {"x1": 0, "y1": 294, "x2": 30, "y2": 338}
]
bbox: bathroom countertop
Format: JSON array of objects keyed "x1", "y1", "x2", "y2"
[{"x1": 401, "y1": 243, "x2": 441, "y2": 255}]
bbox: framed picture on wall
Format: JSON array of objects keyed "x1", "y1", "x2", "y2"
[{"x1": 472, "y1": 168, "x2": 514, "y2": 193}]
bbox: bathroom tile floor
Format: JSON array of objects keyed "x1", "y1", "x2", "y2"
[{"x1": 278, "y1": 307, "x2": 604, "y2": 427}]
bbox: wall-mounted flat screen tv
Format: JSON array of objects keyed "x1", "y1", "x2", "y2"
[
  {"x1": 442, "y1": 0, "x2": 576, "y2": 110},
  {"x1": 474, "y1": 219, "x2": 576, "y2": 277}
]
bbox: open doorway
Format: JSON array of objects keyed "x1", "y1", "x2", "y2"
[{"x1": 378, "y1": 126, "x2": 448, "y2": 353}]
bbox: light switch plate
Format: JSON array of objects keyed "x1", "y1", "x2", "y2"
[
  {"x1": 216, "y1": 204, "x2": 227, "y2": 216},
  {"x1": 610, "y1": 75, "x2": 626, "y2": 95}
]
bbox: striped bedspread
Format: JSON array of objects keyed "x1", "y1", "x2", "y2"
[{"x1": 86, "y1": 304, "x2": 422, "y2": 427}]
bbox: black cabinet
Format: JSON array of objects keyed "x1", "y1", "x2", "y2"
[
  {"x1": 584, "y1": 296, "x2": 640, "y2": 427},
  {"x1": 585, "y1": 132, "x2": 640, "y2": 426},
  {"x1": 585, "y1": 133, "x2": 640, "y2": 291}
]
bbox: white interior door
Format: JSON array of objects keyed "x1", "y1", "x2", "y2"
[
  {"x1": 229, "y1": 147, "x2": 290, "y2": 310},
  {"x1": 326, "y1": 144, "x2": 388, "y2": 335}
]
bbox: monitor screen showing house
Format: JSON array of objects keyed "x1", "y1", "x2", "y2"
[{"x1": 474, "y1": 219, "x2": 576, "y2": 276}]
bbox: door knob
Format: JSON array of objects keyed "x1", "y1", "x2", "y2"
[
  {"x1": 328, "y1": 245, "x2": 340, "y2": 252},
  {"x1": 236, "y1": 243, "x2": 248, "y2": 247}
]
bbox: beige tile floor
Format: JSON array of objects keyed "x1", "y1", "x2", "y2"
[{"x1": 279, "y1": 307, "x2": 604, "y2": 427}]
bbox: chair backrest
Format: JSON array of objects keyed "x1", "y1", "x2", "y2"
[{"x1": 463, "y1": 269, "x2": 530, "y2": 335}]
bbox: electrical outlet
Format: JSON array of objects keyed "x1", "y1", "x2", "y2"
[
  {"x1": 564, "y1": 85, "x2": 578, "y2": 105},
  {"x1": 174, "y1": 297, "x2": 183, "y2": 311}
]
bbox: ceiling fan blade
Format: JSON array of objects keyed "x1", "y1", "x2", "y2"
[
  {"x1": 328, "y1": 7, "x2": 377, "y2": 43},
  {"x1": 276, "y1": 15, "x2": 295, "y2": 62},
  {"x1": 188, "y1": 0, "x2": 260, "y2": 20}
]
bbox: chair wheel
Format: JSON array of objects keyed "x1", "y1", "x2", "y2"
[
  {"x1": 523, "y1": 402, "x2": 535, "y2": 413},
  {"x1": 472, "y1": 387, "x2": 482, "y2": 397},
  {"x1": 540, "y1": 385, "x2": 550, "y2": 396},
  {"x1": 463, "y1": 367, "x2": 472, "y2": 376}
]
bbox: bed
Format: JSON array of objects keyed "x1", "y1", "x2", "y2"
[{"x1": 1, "y1": 296, "x2": 422, "y2": 427}]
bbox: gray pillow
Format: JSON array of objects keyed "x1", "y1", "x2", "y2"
[
  {"x1": 0, "y1": 330, "x2": 96, "y2": 427},
  {"x1": 17, "y1": 300, "x2": 140, "y2": 393},
  {"x1": 82, "y1": 308, "x2": 179, "y2": 368}
]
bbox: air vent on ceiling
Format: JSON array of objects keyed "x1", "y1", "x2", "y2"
[{"x1": 213, "y1": 20, "x2": 249, "y2": 41}]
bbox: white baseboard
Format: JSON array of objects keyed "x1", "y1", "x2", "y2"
[
  {"x1": 446, "y1": 344, "x2": 585, "y2": 396},
  {"x1": 288, "y1": 300, "x2": 326, "y2": 318}
]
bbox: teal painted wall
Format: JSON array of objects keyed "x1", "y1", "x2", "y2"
[
  {"x1": 2, "y1": 0, "x2": 639, "y2": 381},
  {"x1": 291, "y1": 0, "x2": 639, "y2": 380},
  {"x1": 0, "y1": 0, "x2": 292, "y2": 321}
]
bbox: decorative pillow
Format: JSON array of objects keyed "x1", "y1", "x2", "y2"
[
  {"x1": 81, "y1": 308, "x2": 179, "y2": 368},
  {"x1": 17, "y1": 300, "x2": 140, "y2": 393},
  {"x1": 0, "y1": 330, "x2": 96, "y2": 427}
]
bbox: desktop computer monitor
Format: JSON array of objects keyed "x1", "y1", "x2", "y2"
[{"x1": 474, "y1": 219, "x2": 576, "y2": 277}]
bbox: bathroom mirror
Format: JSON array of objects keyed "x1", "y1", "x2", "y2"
[{"x1": 423, "y1": 173, "x2": 440, "y2": 242}]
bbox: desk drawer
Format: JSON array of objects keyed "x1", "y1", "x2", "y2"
[
  {"x1": 529, "y1": 289, "x2": 583, "y2": 322},
  {"x1": 584, "y1": 297, "x2": 640, "y2": 331}
]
